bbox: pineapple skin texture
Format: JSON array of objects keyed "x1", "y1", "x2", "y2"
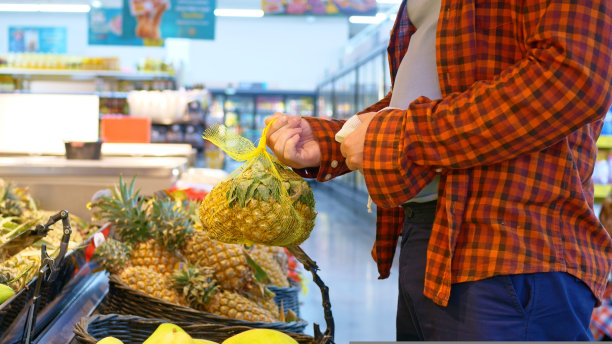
[
  {"x1": 205, "y1": 290, "x2": 276, "y2": 323},
  {"x1": 181, "y1": 231, "x2": 253, "y2": 292},
  {"x1": 199, "y1": 172, "x2": 316, "y2": 247},
  {"x1": 119, "y1": 266, "x2": 182, "y2": 305},
  {"x1": 130, "y1": 239, "x2": 181, "y2": 276},
  {"x1": 250, "y1": 247, "x2": 289, "y2": 288}
]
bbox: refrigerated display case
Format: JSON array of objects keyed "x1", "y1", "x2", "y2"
[
  {"x1": 315, "y1": 49, "x2": 387, "y2": 193},
  {"x1": 208, "y1": 89, "x2": 316, "y2": 173},
  {"x1": 317, "y1": 81, "x2": 334, "y2": 119}
]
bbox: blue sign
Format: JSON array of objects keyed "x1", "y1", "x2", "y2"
[
  {"x1": 9, "y1": 27, "x2": 67, "y2": 53},
  {"x1": 89, "y1": 8, "x2": 163, "y2": 46},
  {"x1": 122, "y1": 0, "x2": 215, "y2": 40}
]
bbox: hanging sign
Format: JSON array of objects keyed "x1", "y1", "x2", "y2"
[
  {"x1": 9, "y1": 27, "x2": 67, "y2": 53},
  {"x1": 89, "y1": 8, "x2": 164, "y2": 46},
  {"x1": 262, "y1": 0, "x2": 377, "y2": 16},
  {"x1": 122, "y1": 0, "x2": 216, "y2": 40}
]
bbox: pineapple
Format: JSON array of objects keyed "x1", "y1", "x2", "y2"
[
  {"x1": 0, "y1": 250, "x2": 40, "y2": 290},
  {"x1": 92, "y1": 238, "x2": 130, "y2": 274},
  {"x1": 130, "y1": 239, "x2": 181, "y2": 276},
  {"x1": 90, "y1": 176, "x2": 151, "y2": 244},
  {"x1": 199, "y1": 159, "x2": 316, "y2": 247},
  {"x1": 181, "y1": 231, "x2": 254, "y2": 292},
  {"x1": 173, "y1": 265, "x2": 276, "y2": 323},
  {"x1": 0, "y1": 179, "x2": 34, "y2": 218},
  {"x1": 150, "y1": 197, "x2": 194, "y2": 251},
  {"x1": 248, "y1": 246, "x2": 289, "y2": 288},
  {"x1": 119, "y1": 265, "x2": 182, "y2": 305},
  {"x1": 245, "y1": 290, "x2": 281, "y2": 320}
]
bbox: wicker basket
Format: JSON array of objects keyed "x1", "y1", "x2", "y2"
[
  {"x1": 269, "y1": 279, "x2": 301, "y2": 318},
  {"x1": 73, "y1": 313, "x2": 315, "y2": 344},
  {"x1": 0, "y1": 249, "x2": 84, "y2": 337},
  {"x1": 100, "y1": 275, "x2": 309, "y2": 333}
]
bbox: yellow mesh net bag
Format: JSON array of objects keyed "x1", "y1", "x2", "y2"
[{"x1": 199, "y1": 121, "x2": 316, "y2": 246}]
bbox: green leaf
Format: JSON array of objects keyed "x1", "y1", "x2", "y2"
[
  {"x1": 256, "y1": 185, "x2": 270, "y2": 202},
  {"x1": 244, "y1": 252, "x2": 271, "y2": 284}
]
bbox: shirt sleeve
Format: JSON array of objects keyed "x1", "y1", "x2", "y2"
[{"x1": 363, "y1": 0, "x2": 612, "y2": 207}]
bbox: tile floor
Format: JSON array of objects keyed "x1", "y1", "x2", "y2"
[{"x1": 298, "y1": 183, "x2": 400, "y2": 344}]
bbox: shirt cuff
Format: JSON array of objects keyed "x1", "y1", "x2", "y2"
[
  {"x1": 363, "y1": 108, "x2": 438, "y2": 208},
  {"x1": 293, "y1": 117, "x2": 352, "y2": 182}
]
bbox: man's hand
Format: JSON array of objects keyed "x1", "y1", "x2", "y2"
[
  {"x1": 340, "y1": 112, "x2": 377, "y2": 171},
  {"x1": 265, "y1": 113, "x2": 321, "y2": 169}
]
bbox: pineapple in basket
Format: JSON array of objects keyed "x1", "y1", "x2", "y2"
[
  {"x1": 120, "y1": 265, "x2": 182, "y2": 305},
  {"x1": 173, "y1": 264, "x2": 276, "y2": 322},
  {"x1": 0, "y1": 250, "x2": 40, "y2": 290},
  {"x1": 199, "y1": 156, "x2": 316, "y2": 247},
  {"x1": 247, "y1": 245, "x2": 290, "y2": 288},
  {"x1": 180, "y1": 230, "x2": 255, "y2": 292},
  {"x1": 90, "y1": 177, "x2": 182, "y2": 276},
  {"x1": 92, "y1": 238, "x2": 130, "y2": 274},
  {"x1": 92, "y1": 238, "x2": 182, "y2": 305}
]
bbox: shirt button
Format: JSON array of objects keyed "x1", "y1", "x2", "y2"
[
  {"x1": 435, "y1": 168, "x2": 442, "y2": 173},
  {"x1": 331, "y1": 160, "x2": 338, "y2": 168},
  {"x1": 324, "y1": 174, "x2": 332, "y2": 180}
]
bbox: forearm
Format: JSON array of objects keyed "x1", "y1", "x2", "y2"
[{"x1": 372, "y1": 1, "x2": 612, "y2": 169}]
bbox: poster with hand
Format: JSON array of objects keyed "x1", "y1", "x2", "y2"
[
  {"x1": 262, "y1": 0, "x2": 377, "y2": 16},
  {"x1": 122, "y1": 0, "x2": 215, "y2": 40},
  {"x1": 89, "y1": 8, "x2": 163, "y2": 46}
]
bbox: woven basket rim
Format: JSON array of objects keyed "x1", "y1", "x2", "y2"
[
  {"x1": 74, "y1": 313, "x2": 316, "y2": 344},
  {"x1": 108, "y1": 274, "x2": 308, "y2": 327}
]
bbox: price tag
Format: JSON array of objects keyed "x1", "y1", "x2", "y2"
[{"x1": 93, "y1": 232, "x2": 106, "y2": 248}]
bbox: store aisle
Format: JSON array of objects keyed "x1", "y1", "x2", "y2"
[{"x1": 298, "y1": 183, "x2": 400, "y2": 344}]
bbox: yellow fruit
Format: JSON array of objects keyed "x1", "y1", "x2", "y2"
[
  {"x1": 222, "y1": 329, "x2": 298, "y2": 344},
  {"x1": 130, "y1": 239, "x2": 182, "y2": 276},
  {"x1": 193, "y1": 339, "x2": 218, "y2": 344},
  {"x1": 119, "y1": 266, "x2": 182, "y2": 305},
  {"x1": 181, "y1": 231, "x2": 254, "y2": 292},
  {"x1": 143, "y1": 323, "x2": 192, "y2": 344},
  {"x1": 96, "y1": 337, "x2": 124, "y2": 344},
  {"x1": 0, "y1": 284, "x2": 15, "y2": 304},
  {"x1": 200, "y1": 160, "x2": 316, "y2": 247}
]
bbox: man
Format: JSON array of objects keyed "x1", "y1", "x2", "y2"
[{"x1": 266, "y1": 0, "x2": 612, "y2": 340}]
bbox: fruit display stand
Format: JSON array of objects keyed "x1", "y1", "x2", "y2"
[
  {"x1": 0, "y1": 213, "x2": 107, "y2": 343},
  {"x1": 99, "y1": 275, "x2": 308, "y2": 333},
  {"x1": 73, "y1": 314, "x2": 314, "y2": 344},
  {"x1": 72, "y1": 246, "x2": 334, "y2": 344}
]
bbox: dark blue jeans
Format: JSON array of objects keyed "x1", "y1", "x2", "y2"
[{"x1": 397, "y1": 200, "x2": 597, "y2": 340}]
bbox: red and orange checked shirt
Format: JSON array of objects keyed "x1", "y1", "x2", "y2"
[{"x1": 298, "y1": 0, "x2": 612, "y2": 306}]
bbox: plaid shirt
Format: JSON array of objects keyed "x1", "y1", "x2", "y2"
[{"x1": 300, "y1": 0, "x2": 612, "y2": 306}]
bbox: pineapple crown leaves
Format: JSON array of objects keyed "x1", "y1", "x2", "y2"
[
  {"x1": 226, "y1": 159, "x2": 314, "y2": 209},
  {"x1": 90, "y1": 176, "x2": 152, "y2": 244},
  {"x1": 172, "y1": 264, "x2": 219, "y2": 307},
  {"x1": 149, "y1": 198, "x2": 194, "y2": 250},
  {"x1": 92, "y1": 238, "x2": 131, "y2": 274}
]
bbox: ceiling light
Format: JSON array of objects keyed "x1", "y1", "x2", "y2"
[
  {"x1": 0, "y1": 3, "x2": 91, "y2": 13},
  {"x1": 214, "y1": 9, "x2": 264, "y2": 17},
  {"x1": 349, "y1": 13, "x2": 387, "y2": 24}
]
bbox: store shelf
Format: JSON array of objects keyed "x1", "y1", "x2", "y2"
[
  {"x1": 597, "y1": 135, "x2": 612, "y2": 149},
  {"x1": 0, "y1": 68, "x2": 174, "y2": 79}
]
